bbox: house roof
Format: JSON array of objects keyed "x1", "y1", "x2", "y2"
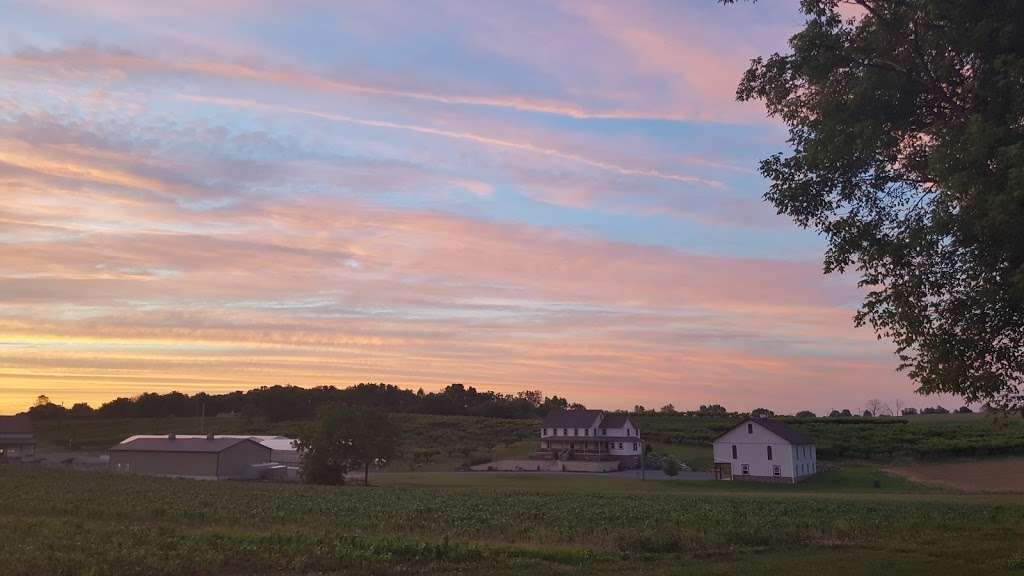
[
  {"x1": 714, "y1": 418, "x2": 814, "y2": 445},
  {"x1": 542, "y1": 409, "x2": 603, "y2": 428},
  {"x1": 110, "y1": 437, "x2": 269, "y2": 454},
  {"x1": 544, "y1": 436, "x2": 642, "y2": 443},
  {"x1": 0, "y1": 415, "x2": 33, "y2": 435},
  {"x1": 598, "y1": 413, "x2": 632, "y2": 429},
  {"x1": 756, "y1": 419, "x2": 814, "y2": 444}
]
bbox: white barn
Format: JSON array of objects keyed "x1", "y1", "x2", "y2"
[{"x1": 712, "y1": 418, "x2": 817, "y2": 483}]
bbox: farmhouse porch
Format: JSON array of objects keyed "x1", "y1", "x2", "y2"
[{"x1": 534, "y1": 438, "x2": 619, "y2": 461}]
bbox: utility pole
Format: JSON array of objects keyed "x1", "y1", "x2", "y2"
[{"x1": 640, "y1": 439, "x2": 646, "y2": 481}]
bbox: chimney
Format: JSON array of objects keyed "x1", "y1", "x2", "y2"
[{"x1": 168, "y1": 432, "x2": 176, "y2": 440}]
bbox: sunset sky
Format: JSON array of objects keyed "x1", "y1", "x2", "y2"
[{"x1": 0, "y1": 1, "x2": 962, "y2": 415}]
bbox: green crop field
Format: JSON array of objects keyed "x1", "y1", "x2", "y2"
[{"x1": 2, "y1": 465, "x2": 1023, "y2": 575}]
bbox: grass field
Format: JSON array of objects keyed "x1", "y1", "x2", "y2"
[{"x1": 2, "y1": 465, "x2": 1023, "y2": 575}]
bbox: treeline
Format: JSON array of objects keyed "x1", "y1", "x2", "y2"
[{"x1": 24, "y1": 384, "x2": 581, "y2": 422}]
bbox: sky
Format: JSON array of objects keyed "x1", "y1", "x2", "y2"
[{"x1": 0, "y1": 0, "x2": 963, "y2": 415}]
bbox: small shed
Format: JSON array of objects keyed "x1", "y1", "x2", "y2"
[
  {"x1": 0, "y1": 415, "x2": 36, "y2": 459},
  {"x1": 109, "y1": 435, "x2": 271, "y2": 479}
]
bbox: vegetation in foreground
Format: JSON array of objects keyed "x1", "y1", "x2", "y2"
[{"x1": 2, "y1": 465, "x2": 1023, "y2": 575}]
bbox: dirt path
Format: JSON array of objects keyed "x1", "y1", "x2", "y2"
[{"x1": 887, "y1": 457, "x2": 1024, "y2": 492}]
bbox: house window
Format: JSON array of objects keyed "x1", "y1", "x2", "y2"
[
  {"x1": 601, "y1": 428, "x2": 607, "y2": 435},
  {"x1": 618, "y1": 442, "x2": 623, "y2": 449},
  {"x1": 747, "y1": 423, "x2": 753, "y2": 434},
  {"x1": 741, "y1": 464, "x2": 750, "y2": 475},
  {"x1": 773, "y1": 465, "x2": 781, "y2": 477},
  {"x1": 632, "y1": 443, "x2": 638, "y2": 451},
  {"x1": 574, "y1": 428, "x2": 578, "y2": 436},
  {"x1": 562, "y1": 428, "x2": 567, "y2": 435},
  {"x1": 731, "y1": 445, "x2": 737, "y2": 459},
  {"x1": 626, "y1": 428, "x2": 631, "y2": 436},
  {"x1": 767, "y1": 446, "x2": 773, "y2": 461},
  {"x1": 585, "y1": 429, "x2": 589, "y2": 436}
]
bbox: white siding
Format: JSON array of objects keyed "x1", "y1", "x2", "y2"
[
  {"x1": 605, "y1": 438, "x2": 642, "y2": 455},
  {"x1": 713, "y1": 421, "x2": 806, "y2": 479}
]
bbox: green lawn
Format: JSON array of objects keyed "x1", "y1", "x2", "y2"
[{"x1": 3, "y1": 465, "x2": 1022, "y2": 575}]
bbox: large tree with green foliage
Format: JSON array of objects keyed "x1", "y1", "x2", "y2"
[
  {"x1": 731, "y1": 0, "x2": 1024, "y2": 412},
  {"x1": 296, "y1": 404, "x2": 400, "y2": 485}
]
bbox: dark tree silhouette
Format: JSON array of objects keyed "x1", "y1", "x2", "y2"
[{"x1": 731, "y1": 0, "x2": 1024, "y2": 412}]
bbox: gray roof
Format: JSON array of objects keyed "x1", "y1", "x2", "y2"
[
  {"x1": 598, "y1": 413, "x2": 631, "y2": 429},
  {"x1": 544, "y1": 436, "x2": 642, "y2": 443},
  {"x1": 542, "y1": 409, "x2": 603, "y2": 428},
  {"x1": 756, "y1": 419, "x2": 814, "y2": 444},
  {"x1": 0, "y1": 415, "x2": 33, "y2": 435},
  {"x1": 110, "y1": 437, "x2": 269, "y2": 454}
]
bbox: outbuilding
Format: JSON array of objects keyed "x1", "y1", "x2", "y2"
[
  {"x1": 0, "y1": 415, "x2": 35, "y2": 459},
  {"x1": 712, "y1": 418, "x2": 817, "y2": 483},
  {"x1": 119, "y1": 434, "x2": 299, "y2": 464},
  {"x1": 109, "y1": 434, "x2": 271, "y2": 479}
]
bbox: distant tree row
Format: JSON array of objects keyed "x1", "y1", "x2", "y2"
[
  {"x1": 23, "y1": 384, "x2": 577, "y2": 423},
  {"x1": 25, "y1": 388, "x2": 980, "y2": 424}
]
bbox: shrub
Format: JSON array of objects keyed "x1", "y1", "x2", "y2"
[
  {"x1": 465, "y1": 452, "x2": 491, "y2": 467},
  {"x1": 662, "y1": 458, "x2": 680, "y2": 477}
]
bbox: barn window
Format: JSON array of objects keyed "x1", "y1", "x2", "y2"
[
  {"x1": 741, "y1": 464, "x2": 750, "y2": 475},
  {"x1": 773, "y1": 465, "x2": 781, "y2": 477},
  {"x1": 747, "y1": 423, "x2": 753, "y2": 434},
  {"x1": 731, "y1": 445, "x2": 737, "y2": 459},
  {"x1": 767, "y1": 446, "x2": 773, "y2": 460}
]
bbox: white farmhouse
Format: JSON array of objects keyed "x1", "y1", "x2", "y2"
[
  {"x1": 536, "y1": 409, "x2": 643, "y2": 466},
  {"x1": 712, "y1": 418, "x2": 817, "y2": 483}
]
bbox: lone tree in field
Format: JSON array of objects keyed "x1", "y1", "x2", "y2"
[
  {"x1": 730, "y1": 1, "x2": 1024, "y2": 413},
  {"x1": 296, "y1": 404, "x2": 400, "y2": 486}
]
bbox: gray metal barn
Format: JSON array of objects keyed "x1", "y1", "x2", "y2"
[
  {"x1": 0, "y1": 415, "x2": 35, "y2": 459},
  {"x1": 109, "y1": 435, "x2": 270, "y2": 479}
]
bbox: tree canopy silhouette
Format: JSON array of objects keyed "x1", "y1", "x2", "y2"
[{"x1": 733, "y1": 0, "x2": 1024, "y2": 412}]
